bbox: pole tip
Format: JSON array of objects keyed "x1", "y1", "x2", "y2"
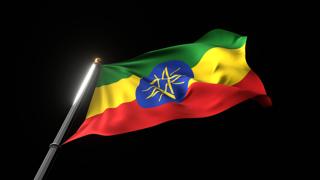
[{"x1": 94, "y1": 57, "x2": 102, "y2": 64}]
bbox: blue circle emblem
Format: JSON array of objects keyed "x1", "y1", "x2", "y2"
[{"x1": 136, "y1": 60, "x2": 194, "y2": 108}]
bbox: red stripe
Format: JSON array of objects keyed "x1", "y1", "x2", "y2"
[{"x1": 64, "y1": 71, "x2": 271, "y2": 144}]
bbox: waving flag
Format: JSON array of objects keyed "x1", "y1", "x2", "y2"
[{"x1": 65, "y1": 29, "x2": 271, "y2": 143}]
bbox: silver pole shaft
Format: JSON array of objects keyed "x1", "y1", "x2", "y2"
[{"x1": 34, "y1": 58, "x2": 101, "y2": 180}]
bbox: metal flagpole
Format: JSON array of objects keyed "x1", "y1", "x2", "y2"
[{"x1": 34, "y1": 58, "x2": 102, "y2": 180}]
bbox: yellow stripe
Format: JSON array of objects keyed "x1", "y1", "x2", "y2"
[
  {"x1": 192, "y1": 44, "x2": 250, "y2": 85},
  {"x1": 87, "y1": 44, "x2": 250, "y2": 118},
  {"x1": 187, "y1": 78, "x2": 197, "y2": 87},
  {"x1": 86, "y1": 75, "x2": 140, "y2": 118}
]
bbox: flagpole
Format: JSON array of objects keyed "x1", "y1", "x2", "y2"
[{"x1": 34, "y1": 58, "x2": 102, "y2": 180}]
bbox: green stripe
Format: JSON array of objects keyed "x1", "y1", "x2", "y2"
[{"x1": 96, "y1": 29, "x2": 247, "y2": 87}]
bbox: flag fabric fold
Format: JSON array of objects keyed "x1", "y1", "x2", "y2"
[{"x1": 65, "y1": 29, "x2": 271, "y2": 144}]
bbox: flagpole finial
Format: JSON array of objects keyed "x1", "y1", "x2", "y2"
[{"x1": 94, "y1": 57, "x2": 102, "y2": 64}]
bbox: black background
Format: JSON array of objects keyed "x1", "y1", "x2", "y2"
[{"x1": 13, "y1": 2, "x2": 285, "y2": 179}]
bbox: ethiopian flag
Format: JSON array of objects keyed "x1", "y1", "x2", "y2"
[{"x1": 65, "y1": 29, "x2": 271, "y2": 143}]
